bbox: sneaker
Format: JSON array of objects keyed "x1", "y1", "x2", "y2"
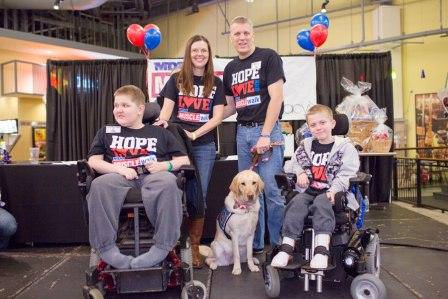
[{"x1": 253, "y1": 247, "x2": 264, "y2": 254}]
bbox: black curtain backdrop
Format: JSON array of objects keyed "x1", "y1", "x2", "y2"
[
  {"x1": 316, "y1": 52, "x2": 394, "y2": 203},
  {"x1": 46, "y1": 59, "x2": 147, "y2": 161},
  {"x1": 46, "y1": 53, "x2": 393, "y2": 203}
]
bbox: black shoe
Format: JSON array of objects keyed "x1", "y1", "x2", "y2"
[{"x1": 253, "y1": 247, "x2": 264, "y2": 254}]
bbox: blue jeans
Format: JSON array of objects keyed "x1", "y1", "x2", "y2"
[
  {"x1": 192, "y1": 142, "x2": 216, "y2": 210},
  {"x1": 236, "y1": 122, "x2": 285, "y2": 249},
  {"x1": 0, "y1": 207, "x2": 17, "y2": 250}
]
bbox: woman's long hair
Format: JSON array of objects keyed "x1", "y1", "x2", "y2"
[{"x1": 176, "y1": 35, "x2": 215, "y2": 98}]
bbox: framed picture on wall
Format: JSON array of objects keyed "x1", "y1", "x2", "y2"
[
  {"x1": 32, "y1": 126, "x2": 46, "y2": 160},
  {"x1": 415, "y1": 93, "x2": 448, "y2": 158}
]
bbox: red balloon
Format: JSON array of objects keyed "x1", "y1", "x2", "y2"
[
  {"x1": 143, "y1": 24, "x2": 160, "y2": 33},
  {"x1": 126, "y1": 24, "x2": 145, "y2": 47},
  {"x1": 310, "y1": 24, "x2": 328, "y2": 48}
]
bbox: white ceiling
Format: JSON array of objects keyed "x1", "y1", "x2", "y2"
[
  {"x1": 0, "y1": 28, "x2": 145, "y2": 61},
  {"x1": 0, "y1": 36, "x2": 133, "y2": 60}
]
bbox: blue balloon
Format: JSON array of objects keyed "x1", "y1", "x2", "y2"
[
  {"x1": 310, "y1": 13, "x2": 329, "y2": 28},
  {"x1": 144, "y1": 28, "x2": 162, "y2": 51},
  {"x1": 297, "y1": 29, "x2": 315, "y2": 52}
]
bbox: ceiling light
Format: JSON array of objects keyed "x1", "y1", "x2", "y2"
[
  {"x1": 53, "y1": 0, "x2": 61, "y2": 10},
  {"x1": 191, "y1": 2, "x2": 199, "y2": 13}
]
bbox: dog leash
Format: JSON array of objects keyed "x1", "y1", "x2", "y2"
[{"x1": 249, "y1": 141, "x2": 284, "y2": 171}]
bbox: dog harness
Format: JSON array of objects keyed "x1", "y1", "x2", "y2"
[{"x1": 217, "y1": 207, "x2": 234, "y2": 240}]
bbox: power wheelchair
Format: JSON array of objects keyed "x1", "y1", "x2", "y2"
[
  {"x1": 262, "y1": 114, "x2": 386, "y2": 299},
  {"x1": 77, "y1": 102, "x2": 206, "y2": 299}
]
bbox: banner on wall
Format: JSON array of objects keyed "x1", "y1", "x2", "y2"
[{"x1": 146, "y1": 56, "x2": 316, "y2": 120}]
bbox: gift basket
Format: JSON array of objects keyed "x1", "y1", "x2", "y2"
[
  {"x1": 366, "y1": 109, "x2": 393, "y2": 152},
  {"x1": 336, "y1": 77, "x2": 380, "y2": 151}
]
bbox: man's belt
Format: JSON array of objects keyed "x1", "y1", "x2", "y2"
[{"x1": 238, "y1": 121, "x2": 264, "y2": 127}]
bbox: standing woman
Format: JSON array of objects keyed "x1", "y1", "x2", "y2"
[{"x1": 155, "y1": 35, "x2": 225, "y2": 268}]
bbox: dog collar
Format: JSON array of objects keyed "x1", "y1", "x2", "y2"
[{"x1": 233, "y1": 198, "x2": 255, "y2": 210}]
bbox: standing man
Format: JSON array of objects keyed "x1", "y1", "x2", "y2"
[{"x1": 223, "y1": 16, "x2": 286, "y2": 253}]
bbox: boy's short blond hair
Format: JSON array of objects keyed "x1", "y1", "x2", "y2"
[
  {"x1": 231, "y1": 16, "x2": 253, "y2": 28},
  {"x1": 114, "y1": 85, "x2": 146, "y2": 106},
  {"x1": 306, "y1": 104, "x2": 333, "y2": 122}
]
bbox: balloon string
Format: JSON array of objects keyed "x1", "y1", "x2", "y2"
[{"x1": 141, "y1": 47, "x2": 151, "y2": 101}]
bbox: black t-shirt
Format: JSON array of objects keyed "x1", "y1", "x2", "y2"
[
  {"x1": 223, "y1": 47, "x2": 286, "y2": 123},
  {"x1": 305, "y1": 140, "x2": 334, "y2": 196},
  {"x1": 160, "y1": 73, "x2": 226, "y2": 145},
  {"x1": 88, "y1": 124, "x2": 186, "y2": 167}
]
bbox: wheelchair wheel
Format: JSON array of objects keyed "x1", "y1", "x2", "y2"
[
  {"x1": 264, "y1": 265, "x2": 280, "y2": 298},
  {"x1": 365, "y1": 233, "x2": 380, "y2": 277},
  {"x1": 82, "y1": 286, "x2": 104, "y2": 299},
  {"x1": 181, "y1": 280, "x2": 207, "y2": 299},
  {"x1": 350, "y1": 273, "x2": 386, "y2": 299}
]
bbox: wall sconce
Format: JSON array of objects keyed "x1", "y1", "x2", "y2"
[{"x1": 1, "y1": 60, "x2": 46, "y2": 96}]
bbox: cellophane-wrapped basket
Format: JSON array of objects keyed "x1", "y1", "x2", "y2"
[
  {"x1": 366, "y1": 109, "x2": 393, "y2": 152},
  {"x1": 336, "y1": 77, "x2": 380, "y2": 150}
]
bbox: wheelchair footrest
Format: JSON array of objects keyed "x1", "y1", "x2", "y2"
[
  {"x1": 301, "y1": 261, "x2": 336, "y2": 272},
  {"x1": 104, "y1": 265, "x2": 169, "y2": 294},
  {"x1": 274, "y1": 260, "x2": 306, "y2": 270}
]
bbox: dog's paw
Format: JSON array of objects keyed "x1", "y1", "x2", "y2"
[
  {"x1": 253, "y1": 257, "x2": 260, "y2": 265},
  {"x1": 232, "y1": 266, "x2": 242, "y2": 275},
  {"x1": 248, "y1": 264, "x2": 259, "y2": 272}
]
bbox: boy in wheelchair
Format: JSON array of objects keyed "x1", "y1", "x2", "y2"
[
  {"x1": 271, "y1": 104, "x2": 359, "y2": 269},
  {"x1": 86, "y1": 85, "x2": 190, "y2": 270}
]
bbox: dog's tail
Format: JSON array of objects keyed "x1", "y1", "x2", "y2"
[{"x1": 199, "y1": 245, "x2": 212, "y2": 257}]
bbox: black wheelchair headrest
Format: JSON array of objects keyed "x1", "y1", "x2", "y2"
[
  {"x1": 143, "y1": 102, "x2": 161, "y2": 124},
  {"x1": 332, "y1": 113, "x2": 349, "y2": 136}
]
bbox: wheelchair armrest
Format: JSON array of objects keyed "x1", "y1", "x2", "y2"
[
  {"x1": 275, "y1": 173, "x2": 297, "y2": 192},
  {"x1": 77, "y1": 159, "x2": 95, "y2": 196},
  {"x1": 349, "y1": 172, "x2": 372, "y2": 185},
  {"x1": 175, "y1": 164, "x2": 196, "y2": 189}
]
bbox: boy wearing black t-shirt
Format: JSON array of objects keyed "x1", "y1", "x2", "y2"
[
  {"x1": 271, "y1": 104, "x2": 359, "y2": 269},
  {"x1": 87, "y1": 85, "x2": 189, "y2": 269}
]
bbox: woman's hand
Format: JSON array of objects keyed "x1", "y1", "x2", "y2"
[
  {"x1": 184, "y1": 130, "x2": 195, "y2": 140},
  {"x1": 296, "y1": 172, "x2": 309, "y2": 188},
  {"x1": 153, "y1": 119, "x2": 168, "y2": 128},
  {"x1": 145, "y1": 161, "x2": 169, "y2": 173}
]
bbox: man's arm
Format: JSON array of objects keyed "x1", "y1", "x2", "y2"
[
  {"x1": 262, "y1": 79, "x2": 284, "y2": 136},
  {"x1": 255, "y1": 79, "x2": 284, "y2": 153},
  {"x1": 223, "y1": 95, "x2": 237, "y2": 120}
]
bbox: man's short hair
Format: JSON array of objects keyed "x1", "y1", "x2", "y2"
[
  {"x1": 306, "y1": 104, "x2": 333, "y2": 121},
  {"x1": 231, "y1": 16, "x2": 253, "y2": 28},
  {"x1": 114, "y1": 85, "x2": 146, "y2": 106}
]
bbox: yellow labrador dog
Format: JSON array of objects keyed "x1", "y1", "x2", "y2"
[{"x1": 200, "y1": 170, "x2": 264, "y2": 275}]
